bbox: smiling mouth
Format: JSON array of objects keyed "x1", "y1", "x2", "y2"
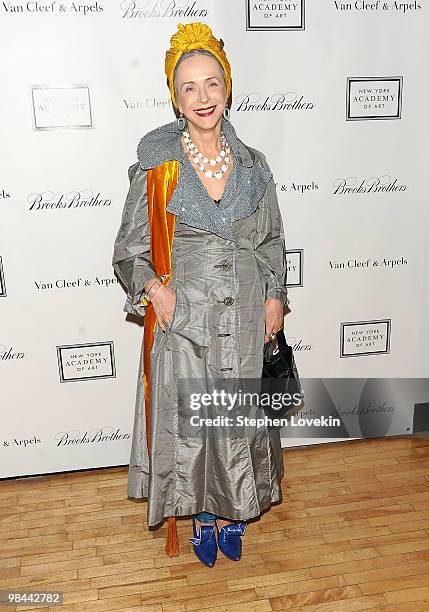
[{"x1": 194, "y1": 105, "x2": 216, "y2": 116}]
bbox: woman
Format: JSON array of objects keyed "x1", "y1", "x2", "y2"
[{"x1": 112, "y1": 22, "x2": 289, "y2": 567}]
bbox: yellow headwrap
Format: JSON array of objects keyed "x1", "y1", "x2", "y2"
[{"x1": 165, "y1": 22, "x2": 232, "y2": 109}]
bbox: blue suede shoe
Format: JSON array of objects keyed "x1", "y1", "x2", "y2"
[
  {"x1": 189, "y1": 517, "x2": 217, "y2": 567},
  {"x1": 215, "y1": 521, "x2": 247, "y2": 561}
]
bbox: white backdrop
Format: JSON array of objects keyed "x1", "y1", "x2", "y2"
[{"x1": 1, "y1": 1, "x2": 428, "y2": 478}]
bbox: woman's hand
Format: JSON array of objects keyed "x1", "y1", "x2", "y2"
[
  {"x1": 264, "y1": 298, "x2": 284, "y2": 343},
  {"x1": 151, "y1": 285, "x2": 177, "y2": 332}
]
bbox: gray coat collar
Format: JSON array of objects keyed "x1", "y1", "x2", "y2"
[
  {"x1": 136, "y1": 119, "x2": 272, "y2": 243},
  {"x1": 137, "y1": 118, "x2": 256, "y2": 170}
]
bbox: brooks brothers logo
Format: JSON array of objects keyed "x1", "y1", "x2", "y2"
[
  {"x1": 1, "y1": 2, "x2": 104, "y2": 14},
  {"x1": 235, "y1": 92, "x2": 313, "y2": 112},
  {"x1": 346, "y1": 77, "x2": 402, "y2": 120},
  {"x1": 31, "y1": 85, "x2": 92, "y2": 130},
  {"x1": 287, "y1": 249, "x2": 303, "y2": 287},
  {"x1": 333, "y1": 1, "x2": 421, "y2": 14},
  {"x1": 333, "y1": 174, "x2": 406, "y2": 195},
  {"x1": 246, "y1": 0, "x2": 305, "y2": 30},
  {"x1": 0, "y1": 256, "x2": 6, "y2": 297},
  {"x1": 0, "y1": 344, "x2": 25, "y2": 360},
  {"x1": 340, "y1": 319, "x2": 391, "y2": 358},
  {"x1": 57, "y1": 341, "x2": 116, "y2": 382},
  {"x1": 120, "y1": 0, "x2": 209, "y2": 19},
  {"x1": 123, "y1": 96, "x2": 173, "y2": 111},
  {"x1": 285, "y1": 336, "x2": 312, "y2": 352},
  {"x1": 329, "y1": 256, "x2": 408, "y2": 271},
  {"x1": 34, "y1": 275, "x2": 118, "y2": 291},
  {"x1": 28, "y1": 189, "x2": 112, "y2": 211},
  {"x1": 55, "y1": 426, "x2": 130, "y2": 446}
]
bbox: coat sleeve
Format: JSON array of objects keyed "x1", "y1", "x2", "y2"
[
  {"x1": 252, "y1": 151, "x2": 290, "y2": 311},
  {"x1": 112, "y1": 161, "x2": 157, "y2": 317}
]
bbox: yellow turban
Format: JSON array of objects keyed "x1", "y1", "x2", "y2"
[{"x1": 165, "y1": 22, "x2": 232, "y2": 109}]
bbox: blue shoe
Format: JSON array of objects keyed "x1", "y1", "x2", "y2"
[
  {"x1": 189, "y1": 517, "x2": 217, "y2": 567},
  {"x1": 215, "y1": 521, "x2": 247, "y2": 561}
]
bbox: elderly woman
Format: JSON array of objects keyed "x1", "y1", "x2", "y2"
[{"x1": 112, "y1": 22, "x2": 289, "y2": 568}]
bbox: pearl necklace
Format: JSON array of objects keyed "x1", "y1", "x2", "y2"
[{"x1": 183, "y1": 130, "x2": 231, "y2": 179}]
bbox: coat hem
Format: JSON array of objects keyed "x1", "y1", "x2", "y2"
[{"x1": 126, "y1": 493, "x2": 283, "y2": 525}]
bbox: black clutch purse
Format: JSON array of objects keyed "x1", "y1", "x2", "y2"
[{"x1": 262, "y1": 329, "x2": 304, "y2": 419}]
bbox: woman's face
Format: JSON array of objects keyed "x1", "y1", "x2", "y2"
[{"x1": 175, "y1": 53, "x2": 228, "y2": 132}]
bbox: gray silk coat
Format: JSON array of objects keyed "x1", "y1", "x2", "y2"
[{"x1": 112, "y1": 118, "x2": 289, "y2": 528}]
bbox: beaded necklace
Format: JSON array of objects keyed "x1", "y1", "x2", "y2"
[{"x1": 183, "y1": 129, "x2": 231, "y2": 180}]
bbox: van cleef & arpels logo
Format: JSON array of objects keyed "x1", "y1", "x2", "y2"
[
  {"x1": 1, "y1": 2, "x2": 104, "y2": 15},
  {"x1": 123, "y1": 96, "x2": 173, "y2": 111},
  {"x1": 34, "y1": 276, "x2": 118, "y2": 291},
  {"x1": 329, "y1": 257, "x2": 408, "y2": 271},
  {"x1": 333, "y1": 1, "x2": 421, "y2": 14},
  {"x1": 2, "y1": 436, "x2": 41, "y2": 449}
]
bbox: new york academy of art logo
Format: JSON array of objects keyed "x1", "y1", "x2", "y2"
[
  {"x1": 246, "y1": 0, "x2": 305, "y2": 31},
  {"x1": 346, "y1": 77, "x2": 403, "y2": 121},
  {"x1": 57, "y1": 341, "x2": 116, "y2": 382},
  {"x1": 31, "y1": 85, "x2": 93, "y2": 130},
  {"x1": 0, "y1": 256, "x2": 6, "y2": 297},
  {"x1": 340, "y1": 319, "x2": 391, "y2": 358}
]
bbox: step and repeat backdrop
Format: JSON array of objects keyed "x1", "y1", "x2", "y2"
[{"x1": 1, "y1": 1, "x2": 428, "y2": 478}]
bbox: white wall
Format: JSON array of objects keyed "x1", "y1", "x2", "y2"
[{"x1": 0, "y1": 1, "x2": 427, "y2": 476}]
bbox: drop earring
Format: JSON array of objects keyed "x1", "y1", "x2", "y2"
[
  {"x1": 223, "y1": 107, "x2": 230, "y2": 121},
  {"x1": 177, "y1": 112, "x2": 186, "y2": 131}
]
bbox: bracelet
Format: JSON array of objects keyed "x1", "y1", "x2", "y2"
[
  {"x1": 140, "y1": 280, "x2": 162, "y2": 305},
  {"x1": 145, "y1": 278, "x2": 160, "y2": 293},
  {"x1": 140, "y1": 278, "x2": 161, "y2": 305},
  {"x1": 147, "y1": 281, "x2": 161, "y2": 295},
  {"x1": 148, "y1": 283, "x2": 162, "y2": 300}
]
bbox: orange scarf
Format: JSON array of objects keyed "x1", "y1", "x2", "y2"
[{"x1": 143, "y1": 160, "x2": 180, "y2": 556}]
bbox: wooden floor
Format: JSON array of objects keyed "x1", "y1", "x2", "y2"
[{"x1": 1, "y1": 436, "x2": 429, "y2": 611}]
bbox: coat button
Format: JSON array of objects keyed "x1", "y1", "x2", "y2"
[
  {"x1": 223, "y1": 297, "x2": 234, "y2": 306},
  {"x1": 222, "y1": 260, "x2": 232, "y2": 271}
]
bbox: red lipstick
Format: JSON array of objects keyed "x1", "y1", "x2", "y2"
[{"x1": 194, "y1": 105, "x2": 216, "y2": 117}]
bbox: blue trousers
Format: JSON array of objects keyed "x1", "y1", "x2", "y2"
[
  {"x1": 194, "y1": 511, "x2": 221, "y2": 523},
  {"x1": 194, "y1": 511, "x2": 243, "y2": 523}
]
